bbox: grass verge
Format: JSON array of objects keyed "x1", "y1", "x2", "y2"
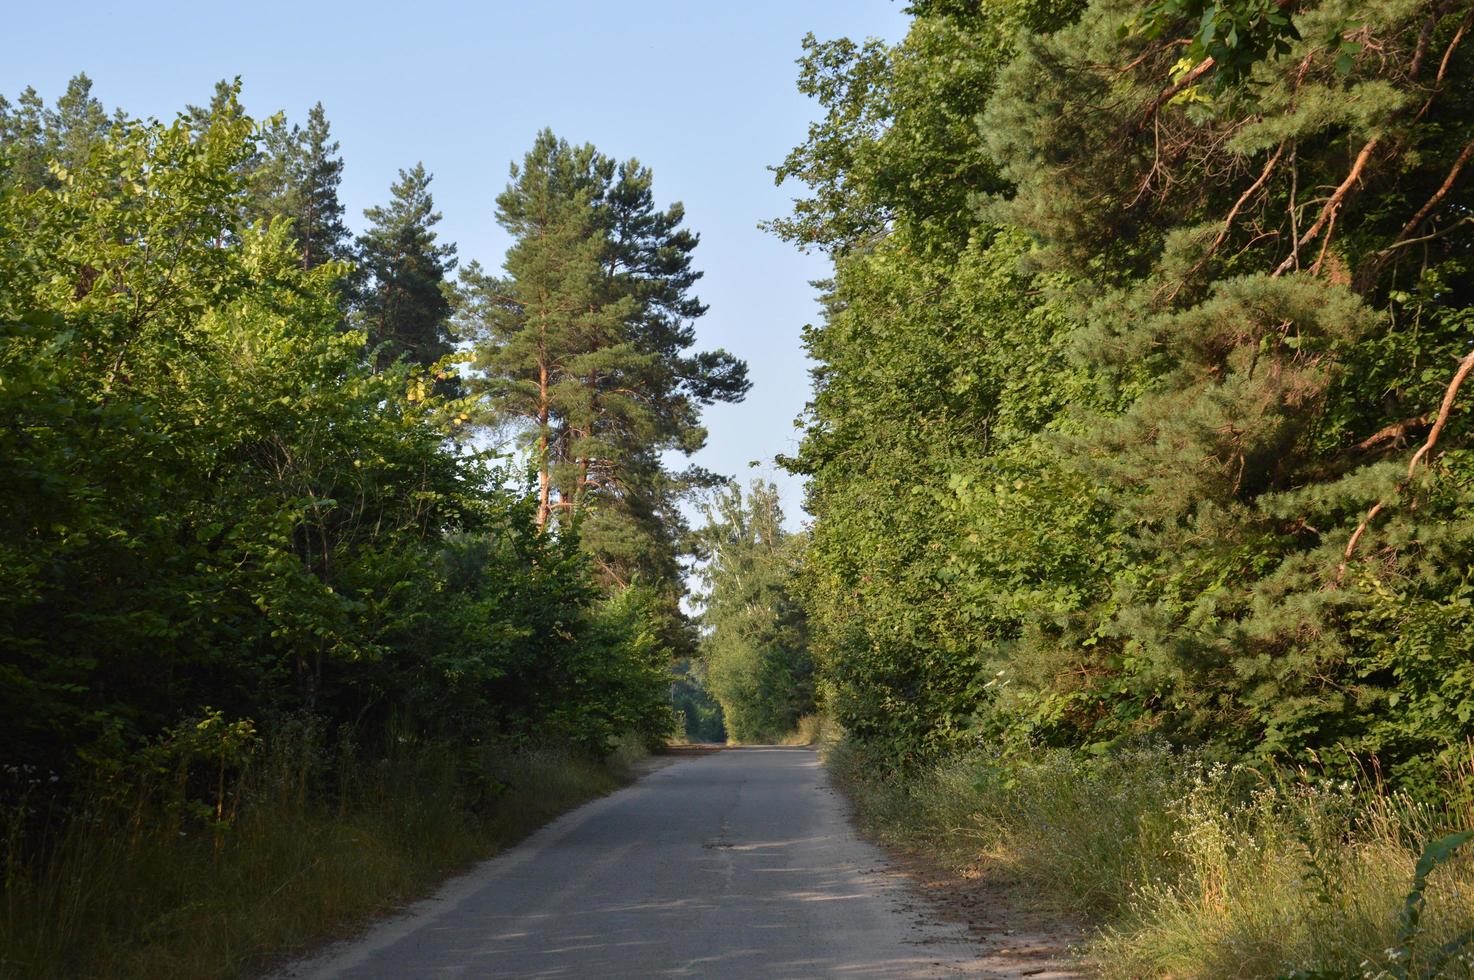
[
  {"x1": 827, "y1": 739, "x2": 1474, "y2": 978},
  {"x1": 2, "y1": 727, "x2": 646, "y2": 980}
]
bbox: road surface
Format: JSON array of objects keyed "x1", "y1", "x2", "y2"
[{"x1": 277, "y1": 747, "x2": 1006, "y2": 978}]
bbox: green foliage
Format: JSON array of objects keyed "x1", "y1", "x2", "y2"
[
  {"x1": 0, "y1": 82, "x2": 674, "y2": 795},
  {"x1": 2, "y1": 721, "x2": 637, "y2": 980},
  {"x1": 354, "y1": 162, "x2": 457, "y2": 369},
  {"x1": 670, "y1": 659, "x2": 727, "y2": 743},
  {"x1": 458, "y1": 129, "x2": 747, "y2": 594},
  {"x1": 1133, "y1": 0, "x2": 1304, "y2": 88},
  {"x1": 830, "y1": 738, "x2": 1474, "y2": 978},
  {"x1": 274, "y1": 102, "x2": 352, "y2": 271},
  {"x1": 766, "y1": 0, "x2": 1085, "y2": 254},
  {"x1": 1391, "y1": 830, "x2": 1474, "y2": 979},
  {"x1": 695, "y1": 481, "x2": 813, "y2": 743},
  {"x1": 776, "y1": 0, "x2": 1474, "y2": 782},
  {"x1": 0, "y1": 74, "x2": 111, "y2": 194}
]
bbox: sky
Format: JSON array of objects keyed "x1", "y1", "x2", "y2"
[{"x1": 3, "y1": 0, "x2": 911, "y2": 528}]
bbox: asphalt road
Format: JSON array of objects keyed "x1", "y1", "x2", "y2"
[{"x1": 277, "y1": 746, "x2": 989, "y2": 979}]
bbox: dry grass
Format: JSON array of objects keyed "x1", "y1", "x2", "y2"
[
  {"x1": 1, "y1": 730, "x2": 640, "y2": 980},
  {"x1": 827, "y1": 740, "x2": 1474, "y2": 978},
  {"x1": 777, "y1": 714, "x2": 833, "y2": 746}
]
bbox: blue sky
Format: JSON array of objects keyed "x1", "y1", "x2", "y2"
[{"x1": 5, "y1": 1, "x2": 910, "y2": 526}]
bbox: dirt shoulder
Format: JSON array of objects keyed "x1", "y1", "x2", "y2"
[
  {"x1": 832, "y1": 780, "x2": 1093, "y2": 978},
  {"x1": 887, "y1": 844, "x2": 1091, "y2": 978}
]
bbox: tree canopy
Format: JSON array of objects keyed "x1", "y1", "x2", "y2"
[
  {"x1": 0, "y1": 80, "x2": 690, "y2": 791},
  {"x1": 778, "y1": 0, "x2": 1474, "y2": 786}
]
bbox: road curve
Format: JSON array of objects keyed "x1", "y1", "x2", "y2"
[{"x1": 276, "y1": 746, "x2": 988, "y2": 979}]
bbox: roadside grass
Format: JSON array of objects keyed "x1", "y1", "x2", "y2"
[
  {"x1": 827, "y1": 739, "x2": 1474, "y2": 978},
  {"x1": 2, "y1": 728, "x2": 642, "y2": 980},
  {"x1": 777, "y1": 714, "x2": 830, "y2": 746}
]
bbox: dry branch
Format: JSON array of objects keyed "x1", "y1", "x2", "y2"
[
  {"x1": 1274, "y1": 138, "x2": 1380, "y2": 277},
  {"x1": 1356, "y1": 135, "x2": 1474, "y2": 289},
  {"x1": 1338, "y1": 349, "x2": 1474, "y2": 581}
]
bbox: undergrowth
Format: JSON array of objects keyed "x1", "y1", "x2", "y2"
[
  {"x1": 827, "y1": 739, "x2": 1474, "y2": 978},
  {"x1": 1, "y1": 719, "x2": 643, "y2": 980}
]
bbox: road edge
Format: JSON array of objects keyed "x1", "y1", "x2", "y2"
[{"x1": 262, "y1": 747, "x2": 713, "y2": 979}]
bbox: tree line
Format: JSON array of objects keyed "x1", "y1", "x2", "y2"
[
  {"x1": 0, "y1": 76, "x2": 747, "y2": 795},
  {"x1": 693, "y1": 481, "x2": 813, "y2": 743},
  {"x1": 776, "y1": 0, "x2": 1474, "y2": 789}
]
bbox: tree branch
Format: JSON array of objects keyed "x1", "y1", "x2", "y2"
[
  {"x1": 1356, "y1": 136, "x2": 1474, "y2": 289},
  {"x1": 1137, "y1": 57, "x2": 1217, "y2": 128},
  {"x1": 1338, "y1": 348, "x2": 1474, "y2": 580},
  {"x1": 1166, "y1": 143, "x2": 1286, "y2": 301},
  {"x1": 1274, "y1": 137, "x2": 1380, "y2": 277},
  {"x1": 1414, "y1": 5, "x2": 1472, "y2": 121}
]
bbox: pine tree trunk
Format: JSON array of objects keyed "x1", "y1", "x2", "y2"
[{"x1": 536, "y1": 360, "x2": 552, "y2": 531}]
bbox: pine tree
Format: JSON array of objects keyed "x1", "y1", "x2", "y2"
[
  {"x1": 355, "y1": 163, "x2": 457, "y2": 370},
  {"x1": 0, "y1": 87, "x2": 49, "y2": 190},
  {"x1": 186, "y1": 78, "x2": 289, "y2": 242},
  {"x1": 458, "y1": 142, "x2": 633, "y2": 530},
  {"x1": 461, "y1": 130, "x2": 748, "y2": 588},
  {"x1": 0, "y1": 75, "x2": 109, "y2": 192},
  {"x1": 288, "y1": 103, "x2": 350, "y2": 271},
  {"x1": 211, "y1": 96, "x2": 348, "y2": 272},
  {"x1": 45, "y1": 74, "x2": 109, "y2": 176}
]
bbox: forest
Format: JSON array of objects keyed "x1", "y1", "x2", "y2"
[
  {"x1": 4, "y1": 0, "x2": 1474, "y2": 972},
  {"x1": 779, "y1": 0, "x2": 1474, "y2": 784}
]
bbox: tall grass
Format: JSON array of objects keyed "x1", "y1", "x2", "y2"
[
  {"x1": 778, "y1": 714, "x2": 832, "y2": 746},
  {"x1": 1, "y1": 721, "x2": 641, "y2": 980},
  {"x1": 828, "y1": 740, "x2": 1474, "y2": 978}
]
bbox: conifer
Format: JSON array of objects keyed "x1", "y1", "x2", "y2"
[
  {"x1": 288, "y1": 103, "x2": 351, "y2": 271},
  {"x1": 462, "y1": 131, "x2": 747, "y2": 589},
  {"x1": 355, "y1": 163, "x2": 457, "y2": 370}
]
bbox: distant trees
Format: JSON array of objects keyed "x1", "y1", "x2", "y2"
[
  {"x1": 0, "y1": 73, "x2": 111, "y2": 192},
  {"x1": 694, "y1": 482, "x2": 813, "y2": 743},
  {"x1": 671, "y1": 659, "x2": 727, "y2": 743}
]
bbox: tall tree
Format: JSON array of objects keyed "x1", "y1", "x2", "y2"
[
  {"x1": 461, "y1": 130, "x2": 749, "y2": 589},
  {"x1": 355, "y1": 163, "x2": 457, "y2": 370},
  {"x1": 458, "y1": 135, "x2": 633, "y2": 531},
  {"x1": 286, "y1": 103, "x2": 350, "y2": 270}
]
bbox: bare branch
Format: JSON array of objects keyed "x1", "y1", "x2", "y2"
[
  {"x1": 1274, "y1": 137, "x2": 1380, "y2": 277},
  {"x1": 1414, "y1": 5, "x2": 1472, "y2": 121},
  {"x1": 1338, "y1": 349, "x2": 1474, "y2": 580},
  {"x1": 1356, "y1": 136, "x2": 1474, "y2": 289}
]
